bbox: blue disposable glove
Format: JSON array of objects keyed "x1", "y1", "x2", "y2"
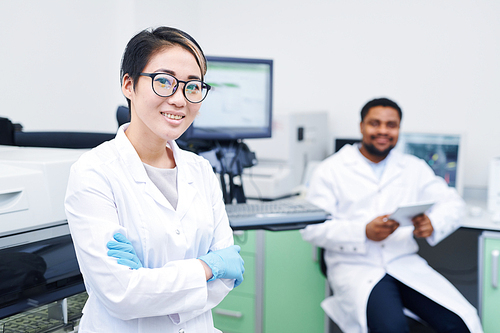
[
  {"x1": 198, "y1": 245, "x2": 245, "y2": 287},
  {"x1": 107, "y1": 233, "x2": 143, "y2": 270}
]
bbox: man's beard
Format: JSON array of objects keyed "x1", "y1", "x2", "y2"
[{"x1": 362, "y1": 140, "x2": 395, "y2": 158}]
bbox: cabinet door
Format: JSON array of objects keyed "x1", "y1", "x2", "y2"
[
  {"x1": 213, "y1": 231, "x2": 257, "y2": 333},
  {"x1": 264, "y1": 230, "x2": 325, "y2": 332},
  {"x1": 481, "y1": 235, "x2": 500, "y2": 332}
]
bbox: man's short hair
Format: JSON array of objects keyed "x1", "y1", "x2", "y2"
[{"x1": 360, "y1": 97, "x2": 403, "y2": 122}]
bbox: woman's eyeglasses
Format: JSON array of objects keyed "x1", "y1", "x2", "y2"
[{"x1": 140, "y1": 72, "x2": 211, "y2": 103}]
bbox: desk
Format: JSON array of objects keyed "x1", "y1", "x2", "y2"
[{"x1": 416, "y1": 188, "x2": 500, "y2": 333}]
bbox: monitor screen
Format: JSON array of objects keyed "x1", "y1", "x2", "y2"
[
  {"x1": 182, "y1": 56, "x2": 273, "y2": 141},
  {"x1": 396, "y1": 133, "x2": 463, "y2": 195}
]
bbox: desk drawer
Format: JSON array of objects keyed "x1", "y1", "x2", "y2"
[{"x1": 213, "y1": 294, "x2": 255, "y2": 333}]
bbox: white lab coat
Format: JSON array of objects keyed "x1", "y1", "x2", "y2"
[
  {"x1": 65, "y1": 124, "x2": 234, "y2": 333},
  {"x1": 301, "y1": 144, "x2": 483, "y2": 333}
]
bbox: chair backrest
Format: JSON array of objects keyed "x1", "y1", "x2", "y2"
[
  {"x1": 3, "y1": 107, "x2": 130, "y2": 149},
  {"x1": 116, "y1": 105, "x2": 131, "y2": 127},
  {"x1": 14, "y1": 131, "x2": 115, "y2": 149},
  {"x1": 0, "y1": 117, "x2": 15, "y2": 145}
]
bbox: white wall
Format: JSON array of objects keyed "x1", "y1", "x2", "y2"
[{"x1": 1, "y1": 0, "x2": 499, "y2": 188}]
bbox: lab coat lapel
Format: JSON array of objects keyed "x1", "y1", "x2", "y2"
[
  {"x1": 343, "y1": 145, "x2": 405, "y2": 188},
  {"x1": 115, "y1": 124, "x2": 148, "y2": 184},
  {"x1": 115, "y1": 125, "x2": 176, "y2": 211},
  {"x1": 144, "y1": 178, "x2": 174, "y2": 211},
  {"x1": 170, "y1": 140, "x2": 197, "y2": 219},
  {"x1": 343, "y1": 145, "x2": 379, "y2": 185}
]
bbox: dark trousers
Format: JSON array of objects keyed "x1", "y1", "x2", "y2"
[{"x1": 366, "y1": 274, "x2": 470, "y2": 333}]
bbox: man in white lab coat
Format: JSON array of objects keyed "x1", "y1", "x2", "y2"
[{"x1": 301, "y1": 98, "x2": 483, "y2": 333}]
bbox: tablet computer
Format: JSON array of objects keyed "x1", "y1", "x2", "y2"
[{"x1": 389, "y1": 202, "x2": 435, "y2": 227}]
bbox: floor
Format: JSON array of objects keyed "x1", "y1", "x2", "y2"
[{"x1": 0, "y1": 293, "x2": 86, "y2": 333}]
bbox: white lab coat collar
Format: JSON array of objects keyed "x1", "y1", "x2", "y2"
[
  {"x1": 338, "y1": 144, "x2": 407, "y2": 187},
  {"x1": 114, "y1": 124, "x2": 196, "y2": 212}
]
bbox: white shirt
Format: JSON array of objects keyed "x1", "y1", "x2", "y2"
[
  {"x1": 143, "y1": 163, "x2": 178, "y2": 210},
  {"x1": 65, "y1": 124, "x2": 233, "y2": 333},
  {"x1": 356, "y1": 146, "x2": 388, "y2": 181}
]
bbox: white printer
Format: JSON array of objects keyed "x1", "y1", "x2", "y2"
[{"x1": 243, "y1": 111, "x2": 329, "y2": 200}]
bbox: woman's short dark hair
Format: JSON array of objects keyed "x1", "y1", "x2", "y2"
[
  {"x1": 360, "y1": 97, "x2": 403, "y2": 122},
  {"x1": 120, "y1": 27, "x2": 207, "y2": 109}
]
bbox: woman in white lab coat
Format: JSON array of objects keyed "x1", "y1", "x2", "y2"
[
  {"x1": 65, "y1": 27, "x2": 244, "y2": 333},
  {"x1": 301, "y1": 98, "x2": 483, "y2": 333}
]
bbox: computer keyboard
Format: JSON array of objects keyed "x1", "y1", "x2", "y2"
[{"x1": 225, "y1": 198, "x2": 330, "y2": 230}]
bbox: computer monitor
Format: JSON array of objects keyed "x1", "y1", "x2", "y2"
[
  {"x1": 182, "y1": 56, "x2": 273, "y2": 141},
  {"x1": 334, "y1": 138, "x2": 361, "y2": 153},
  {"x1": 396, "y1": 133, "x2": 464, "y2": 195}
]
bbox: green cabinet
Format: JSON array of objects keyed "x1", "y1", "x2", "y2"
[
  {"x1": 213, "y1": 229, "x2": 326, "y2": 333},
  {"x1": 479, "y1": 231, "x2": 500, "y2": 332}
]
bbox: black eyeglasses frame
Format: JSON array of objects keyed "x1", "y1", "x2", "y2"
[{"x1": 140, "y1": 72, "x2": 211, "y2": 104}]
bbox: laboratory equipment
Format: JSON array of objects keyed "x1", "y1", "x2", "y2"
[
  {"x1": 0, "y1": 146, "x2": 87, "y2": 320},
  {"x1": 242, "y1": 111, "x2": 329, "y2": 200}
]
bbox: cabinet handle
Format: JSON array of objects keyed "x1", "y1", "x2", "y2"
[
  {"x1": 492, "y1": 250, "x2": 499, "y2": 289},
  {"x1": 214, "y1": 308, "x2": 243, "y2": 318}
]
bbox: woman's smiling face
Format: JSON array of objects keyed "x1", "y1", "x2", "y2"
[{"x1": 122, "y1": 45, "x2": 203, "y2": 144}]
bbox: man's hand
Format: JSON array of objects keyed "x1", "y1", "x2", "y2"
[
  {"x1": 366, "y1": 215, "x2": 400, "y2": 241},
  {"x1": 412, "y1": 214, "x2": 434, "y2": 238}
]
